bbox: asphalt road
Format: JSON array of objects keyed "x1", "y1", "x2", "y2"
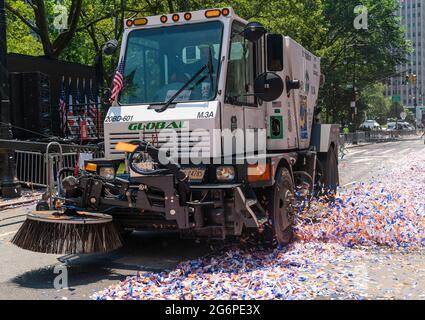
[
  {"x1": 0, "y1": 137, "x2": 424, "y2": 300},
  {"x1": 339, "y1": 137, "x2": 425, "y2": 186}
]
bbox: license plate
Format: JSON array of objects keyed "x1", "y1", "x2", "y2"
[
  {"x1": 135, "y1": 161, "x2": 155, "y2": 171},
  {"x1": 181, "y1": 167, "x2": 206, "y2": 181},
  {"x1": 130, "y1": 161, "x2": 155, "y2": 177}
]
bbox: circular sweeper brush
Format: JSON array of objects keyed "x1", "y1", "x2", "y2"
[{"x1": 11, "y1": 210, "x2": 123, "y2": 254}]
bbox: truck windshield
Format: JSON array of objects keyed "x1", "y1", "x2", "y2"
[{"x1": 119, "y1": 21, "x2": 223, "y2": 105}]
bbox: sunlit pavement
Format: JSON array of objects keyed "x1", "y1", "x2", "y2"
[{"x1": 1, "y1": 137, "x2": 425, "y2": 300}]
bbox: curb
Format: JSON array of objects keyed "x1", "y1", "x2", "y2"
[
  {"x1": 344, "y1": 136, "x2": 419, "y2": 150},
  {"x1": 0, "y1": 198, "x2": 39, "y2": 211},
  {"x1": 345, "y1": 143, "x2": 373, "y2": 149}
]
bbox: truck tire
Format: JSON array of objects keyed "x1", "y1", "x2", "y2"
[
  {"x1": 318, "y1": 146, "x2": 339, "y2": 199},
  {"x1": 268, "y1": 168, "x2": 295, "y2": 246}
]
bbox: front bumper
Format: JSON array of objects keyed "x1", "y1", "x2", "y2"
[{"x1": 64, "y1": 171, "x2": 264, "y2": 240}]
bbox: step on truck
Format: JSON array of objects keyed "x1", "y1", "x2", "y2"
[{"x1": 57, "y1": 8, "x2": 340, "y2": 245}]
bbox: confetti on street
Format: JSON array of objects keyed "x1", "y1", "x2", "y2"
[
  {"x1": 93, "y1": 151, "x2": 425, "y2": 300},
  {"x1": 295, "y1": 156, "x2": 425, "y2": 250}
]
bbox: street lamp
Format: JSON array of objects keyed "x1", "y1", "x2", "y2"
[{"x1": 0, "y1": 0, "x2": 21, "y2": 198}]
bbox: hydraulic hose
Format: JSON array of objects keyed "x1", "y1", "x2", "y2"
[{"x1": 127, "y1": 140, "x2": 181, "y2": 177}]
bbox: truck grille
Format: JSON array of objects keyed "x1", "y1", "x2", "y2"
[
  {"x1": 107, "y1": 132, "x2": 141, "y2": 157},
  {"x1": 106, "y1": 130, "x2": 211, "y2": 159}
]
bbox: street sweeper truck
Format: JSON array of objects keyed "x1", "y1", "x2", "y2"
[{"x1": 13, "y1": 8, "x2": 340, "y2": 254}]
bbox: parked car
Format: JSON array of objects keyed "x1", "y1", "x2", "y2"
[
  {"x1": 359, "y1": 120, "x2": 382, "y2": 130},
  {"x1": 386, "y1": 122, "x2": 415, "y2": 131}
]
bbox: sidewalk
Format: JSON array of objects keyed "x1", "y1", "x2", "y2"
[
  {"x1": 0, "y1": 190, "x2": 43, "y2": 211},
  {"x1": 345, "y1": 134, "x2": 422, "y2": 149}
]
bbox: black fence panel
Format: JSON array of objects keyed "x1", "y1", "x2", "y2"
[{"x1": 7, "y1": 53, "x2": 99, "y2": 139}]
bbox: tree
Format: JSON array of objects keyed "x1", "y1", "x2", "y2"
[
  {"x1": 360, "y1": 83, "x2": 391, "y2": 125},
  {"x1": 5, "y1": 0, "x2": 410, "y2": 114},
  {"x1": 317, "y1": 0, "x2": 410, "y2": 125},
  {"x1": 6, "y1": 0, "x2": 83, "y2": 58},
  {"x1": 6, "y1": 1, "x2": 43, "y2": 55}
]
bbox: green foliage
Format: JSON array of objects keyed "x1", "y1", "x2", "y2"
[
  {"x1": 6, "y1": 0, "x2": 43, "y2": 55},
  {"x1": 317, "y1": 0, "x2": 410, "y2": 125},
  {"x1": 5, "y1": 0, "x2": 411, "y2": 126},
  {"x1": 360, "y1": 83, "x2": 391, "y2": 125}
]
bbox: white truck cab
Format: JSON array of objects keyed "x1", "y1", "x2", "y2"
[
  {"x1": 105, "y1": 8, "x2": 326, "y2": 160},
  {"x1": 65, "y1": 8, "x2": 339, "y2": 245}
]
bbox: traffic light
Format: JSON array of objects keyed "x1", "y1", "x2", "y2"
[{"x1": 403, "y1": 73, "x2": 417, "y2": 85}]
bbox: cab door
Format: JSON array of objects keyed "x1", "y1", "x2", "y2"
[{"x1": 222, "y1": 22, "x2": 266, "y2": 158}]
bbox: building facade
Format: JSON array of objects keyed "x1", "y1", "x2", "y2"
[{"x1": 386, "y1": 0, "x2": 425, "y2": 124}]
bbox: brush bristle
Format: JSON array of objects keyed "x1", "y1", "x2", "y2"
[{"x1": 11, "y1": 219, "x2": 123, "y2": 254}]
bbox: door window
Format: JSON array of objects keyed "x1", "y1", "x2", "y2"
[{"x1": 225, "y1": 22, "x2": 256, "y2": 106}]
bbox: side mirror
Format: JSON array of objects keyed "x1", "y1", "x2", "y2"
[
  {"x1": 242, "y1": 22, "x2": 266, "y2": 43},
  {"x1": 267, "y1": 34, "x2": 284, "y2": 71},
  {"x1": 254, "y1": 72, "x2": 284, "y2": 102},
  {"x1": 285, "y1": 76, "x2": 301, "y2": 95},
  {"x1": 103, "y1": 39, "x2": 119, "y2": 56}
]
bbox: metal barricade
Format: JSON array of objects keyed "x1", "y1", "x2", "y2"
[
  {"x1": 15, "y1": 150, "x2": 47, "y2": 188},
  {"x1": 15, "y1": 148, "x2": 104, "y2": 188}
]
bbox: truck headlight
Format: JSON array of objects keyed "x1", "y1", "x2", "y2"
[
  {"x1": 216, "y1": 166, "x2": 235, "y2": 181},
  {"x1": 99, "y1": 167, "x2": 116, "y2": 180}
]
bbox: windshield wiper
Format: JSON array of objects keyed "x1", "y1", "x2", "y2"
[{"x1": 154, "y1": 48, "x2": 214, "y2": 113}]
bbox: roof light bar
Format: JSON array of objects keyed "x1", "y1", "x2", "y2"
[
  {"x1": 133, "y1": 18, "x2": 148, "y2": 26},
  {"x1": 222, "y1": 8, "x2": 230, "y2": 16},
  {"x1": 172, "y1": 14, "x2": 180, "y2": 22},
  {"x1": 205, "y1": 9, "x2": 221, "y2": 18}
]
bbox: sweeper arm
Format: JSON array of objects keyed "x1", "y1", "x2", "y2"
[
  {"x1": 52, "y1": 141, "x2": 193, "y2": 230},
  {"x1": 122, "y1": 140, "x2": 190, "y2": 205}
]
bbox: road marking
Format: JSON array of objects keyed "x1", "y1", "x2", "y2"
[
  {"x1": 348, "y1": 149, "x2": 368, "y2": 155},
  {"x1": 351, "y1": 159, "x2": 371, "y2": 164},
  {"x1": 0, "y1": 231, "x2": 17, "y2": 238},
  {"x1": 377, "y1": 149, "x2": 397, "y2": 155},
  {"x1": 342, "y1": 181, "x2": 357, "y2": 188}
]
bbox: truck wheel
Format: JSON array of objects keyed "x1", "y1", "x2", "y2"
[
  {"x1": 268, "y1": 168, "x2": 295, "y2": 246},
  {"x1": 318, "y1": 146, "x2": 339, "y2": 199}
]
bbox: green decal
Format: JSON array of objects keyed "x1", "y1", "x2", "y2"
[
  {"x1": 117, "y1": 162, "x2": 127, "y2": 175},
  {"x1": 270, "y1": 116, "x2": 284, "y2": 140},
  {"x1": 128, "y1": 121, "x2": 184, "y2": 131}
]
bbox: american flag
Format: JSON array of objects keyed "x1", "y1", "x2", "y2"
[
  {"x1": 75, "y1": 79, "x2": 83, "y2": 116},
  {"x1": 59, "y1": 77, "x2": 67, "y2": 136},
  {"x1": 110, "y1": 59, "x2": 125, "y2": 103},
  {"x1": 88, "y1": 82, "x2": 99, "y2": 129},
  {"x1": 68, "y1": 78, "x2": 73, "y2": 115}
]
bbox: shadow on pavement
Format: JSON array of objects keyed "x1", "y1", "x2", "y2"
[
  {"x1": 10, "y1": 231, "x2": 212, "y2": 290},
  {"x1": 12, "y1": 265, "x2": 122, "y2": 290}
]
